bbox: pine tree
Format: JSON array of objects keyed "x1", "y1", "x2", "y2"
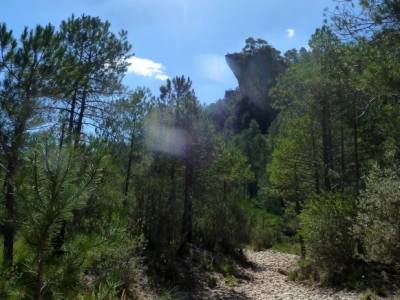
[
  {"x1": 21, "y1": 137, "x2": 100, "y2": 299},
  {"x1": 0, "y1": 23, "x2": 64, "y2": 266},
  {"x1": 58, "y1": 15, "x2": 131, "y2": 146}
]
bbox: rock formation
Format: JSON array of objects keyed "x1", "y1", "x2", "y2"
[{"x1": 225, "y1": 45, "x2": 285, "y2": 132}]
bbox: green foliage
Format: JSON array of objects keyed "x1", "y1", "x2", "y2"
[
  {"x1": 1, "y1": 0, "x2": 400, "y2": 296},
  {"x1": 247, "y1": 209, "x2": 283, "y2": 250},
  {"x1": 242, "y1": 37, "x2": 269, "y2": 54},
  {"x1": 195, "y1": 140, "x2": 255, "y2": 251},
  {"x1": 235, "y1": 120, "x2": 269, "y2": 197},
  {"x1": 213, "y1": 257, "x2": 234, "y2": 276},
  {"x1": 300, "y1": 193, "x2": 356, "y2": 282},
  {"x1": 272, "y1": 238, "x2": 301, "y2": 255},
  {"x1": 82, "y1": 230, "x2": 146, "y2": 298},
  {"x1": 58, "y1": 14, "x2": 132, "y2": 143},
  {"x1": 354, "y1": 166, "x2": 400, "y2": 266},
  {"x1": 287, "y1": 270, "x2": 298, "y2": 282},
  {"x1": 18, "y1": 139, "x2": 100, "y2": 298},
  {"x1": 79, "y1": 281, "x2": 121, "y2": 300},
  {"x1": 264, "y1": 3, "x2": 400, "y2": 290}
]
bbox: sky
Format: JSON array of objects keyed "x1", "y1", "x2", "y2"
[{"x1": 0, "y1": 0, "x2": 335, "y2": 104}]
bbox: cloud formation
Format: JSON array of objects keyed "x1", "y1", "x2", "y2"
[
  {"x1": 197, "y1": 54, "x2": 232, "y2": 83},
  {"x1": 286, "y1": 28, "x2": 295, "y2": 38},
  {"x1": 126, "y1": 56, "x2": 169, "y2": 80}
]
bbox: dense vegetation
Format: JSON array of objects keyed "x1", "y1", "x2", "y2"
[{"x1": 1, "y1": 0, "x2": 400, "y2": 298}]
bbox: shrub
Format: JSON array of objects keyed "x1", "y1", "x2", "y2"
[
  {"x1": 300, "y1": 192, "x2": 356, "y2": 283},
  {"x1": 249, "y1": 210, "x2": 283, "y2": 250},
  {"x1": 83, "y1": 228, "x2": 146, "y2": 298},
  {"x1": 354, "y1": 166, "x2": 400, "y2": 267}
]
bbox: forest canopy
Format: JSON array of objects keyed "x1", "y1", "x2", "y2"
[{"x1": 1, "y1": 0, "x2": 400, "y2": 298}]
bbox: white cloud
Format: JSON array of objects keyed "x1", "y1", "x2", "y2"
[
  {"x1": 197, "y1": 54, "x2": 232, "y2": 83},
  {"x1": 126, "y1": 56, "x2": 169, "y2": 81},
  {"x1": 286, "y1": 28, "x2": 295, "y2": 39}
]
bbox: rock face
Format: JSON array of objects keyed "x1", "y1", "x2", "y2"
[
  {"x1": 226, "y1": 47, "x2": 285, "y2": 106},
  {"x1": 225, "y1": 46, "x2": 285, "y2": 132}
]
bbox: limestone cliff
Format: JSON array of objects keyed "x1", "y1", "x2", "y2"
[
  {"x1": 208, "y1": 43, "x2": 285, "y2": 133},
  {"x1": 225, "y1": 46, "x2": 285, "y2": 107},
  {"x1": 224, "y1": 46, "x2": 285, "y2": 132}
]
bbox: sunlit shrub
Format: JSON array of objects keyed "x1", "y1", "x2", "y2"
[
  {"x1": 300, "y1": 192, "x2": 356, "y2": 282},
  {"x1": 354, "y1": 166, "x2": 400, "y2": 267}
]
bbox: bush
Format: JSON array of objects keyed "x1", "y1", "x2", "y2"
[
  {"x1": 272, "y1": 235, "x2": 301, "y2": 255},
  {"x1": 300, "y1": 192, "x2": 356, "y2": 283},
  {"x1": 249, "y1": 210, "x2": 283, "y2": 250},
  {"x1": 354, "y1": 166, "x2": 400, "y2": 267},
  {"x1": 82, "y1": 227, "x2": 146, "y2": 298}
]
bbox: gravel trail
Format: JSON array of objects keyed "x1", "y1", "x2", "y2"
[{"x1": 203, "y1": 250, "x2": 361, "y2": 300}]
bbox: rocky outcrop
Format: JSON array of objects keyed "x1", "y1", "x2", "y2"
[
  {"x1": 225, "y1": 46, "x2": 285, "y2": 132},
  {"x1": 225, "y1": 47, "x2": 284, "y2": 104},
  {"x1": 208, "y1": 43, "x2": 285, "y2": 133},
  {"x1": 226, "y1": 47, "x2": 284, "y2": 106}
]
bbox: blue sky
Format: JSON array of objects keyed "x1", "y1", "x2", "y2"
[{"x1": 1, "y1": 0, "x2": 334, "y2": 103}]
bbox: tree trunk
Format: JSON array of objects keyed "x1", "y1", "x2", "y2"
[
  {"x1": 299, "y1": 235, "x2": 306, "y2": 259},
  {"x1": 74, "y1": 90, "x2": 87, "y2": 146},
  {"x1": 123, "y1": 135, "x2": 135, "y2": 208},
  {"x1": 352, "y1": 96, "x2": 360, "y2": 193},
  {"x1": 68, "y1": 88, "x2": 78, "y2": 137},
  {"x1": 67, "y1": 49, "x2": 83, "y2": 140},
  {"x1": 3, "y1": 159, "x2": 16, "y2": 267},
  {"x1": 2, "y1": 116, "x2": 25, "y2": 267},
  {"x1": 293, "y1": 163, "x2": 306, "y2": 258},
  {"x1": 320, "y1": 97, "x2": 334, "y2": 191},
  {"x1": 35, "y1": 258, "x2": 44, "y2": 300},
  {"x1": 59, "y1": 122, "x2": 66, "y2": 151},
  {"x1": 54, "y1": 99, "x2": 87, "y2": 251},
  {"x1": 167, "y1": 161, "x2": 176, "y2": 247},
  {"x1": 310, "y1": 125, "x2": 320, "y2": 194},
  {"x1": 181, "y1": 150, "x2": 193, "y2": 247},
  {"x1": 340, "y1": 122, "x2": 345, "y2": 192}
]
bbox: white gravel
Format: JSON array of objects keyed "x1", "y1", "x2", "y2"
[
  {"x1": 233, "y1": 250, "x2": 360, "y2": 300},
  {"x1": 205, "y1": 250, "x2": 362, "y2": 300}
]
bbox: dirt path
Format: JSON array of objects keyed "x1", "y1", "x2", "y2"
[{"x1": 201, "y1": 250, "x2": 361, "y2": 300}]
